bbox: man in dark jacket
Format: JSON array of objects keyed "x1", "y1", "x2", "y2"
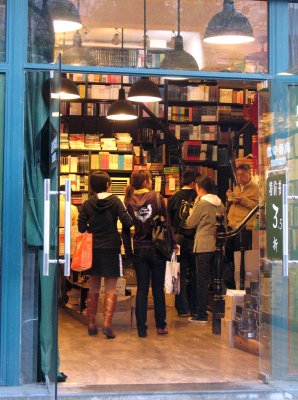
[{"x1": 167, "y1": 169, "x2": 199, "y2": 317}]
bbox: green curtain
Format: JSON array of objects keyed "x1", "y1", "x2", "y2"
[{"x1": 24, "y1": 71, "x2": 60, "y2": 382}]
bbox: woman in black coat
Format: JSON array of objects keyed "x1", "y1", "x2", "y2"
[{"x1": 78, "y1": 171, "x2": 133, "y2": 338}]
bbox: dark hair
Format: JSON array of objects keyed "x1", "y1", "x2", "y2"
[
  {"x1": 181, "y1": 170, "x2": 199, "y2": 186},
  {"x1": 89, "y1": 171, "x2": 111, "y2": 193},
  {"x1": 236, "y1": 163, "x2": 251, "y2": 173},
  {"x1": 195, "y1": 175, "x2": 215, "y2": 194},
  {"x1": 124, "y1": 170, "x2": 151, "y2": 206}
]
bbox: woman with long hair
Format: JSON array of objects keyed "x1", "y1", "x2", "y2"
[
  {"x1": 123, "y1": 170, "x2": 176, "y2": 338},
  {"x1": 78, "y1": 171, "x2": 133, "y2": 338}
]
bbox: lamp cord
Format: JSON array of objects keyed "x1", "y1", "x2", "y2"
[
  {"x1": 121, "y1": 28, "x2": 124, "y2": 87},
  {"x1": 177, "y1": 0, "x2": 180, "y2": 36},
  {"x1": 144, "y1": 0, "x2": 147, "y2": 68}
]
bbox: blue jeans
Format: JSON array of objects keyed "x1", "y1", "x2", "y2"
[{"x1": 134, "y1": 247, "x2": 167, "y2": 333}]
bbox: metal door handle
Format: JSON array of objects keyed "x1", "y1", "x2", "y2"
[
  {"x1": 63, "y1": 179, "x2": 71, "y2": 276},
  {"x1": 43, "y1": 179, "x2": 72, "y2": 276},
  {"x1": 282, "y1": 183, "x2": 288, "y2": 277},
  {"x1": 43, "y1": 179, "x2": 51, "y2": 276}
]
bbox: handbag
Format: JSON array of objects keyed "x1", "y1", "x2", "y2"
[
  {"x1": 71, "y1": 232, "x2": 93, "y2": 272},
  {"x1": 152, "y1": 193, "x2": 172, "y2": 260},
  {"x1": 165, "y1": 252, "x2": 180, "y2": 295}
]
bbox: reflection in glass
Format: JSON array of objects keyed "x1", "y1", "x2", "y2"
[
  {"x1": 28, "y1": 0, "x2": 268, "y2": 74},
  {"x1": 0, "y1": 0, "x2": 6, "y2": 61}
]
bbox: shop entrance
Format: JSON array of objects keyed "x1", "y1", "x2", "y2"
[{"x1": 54, "y1": 71, "x2": 261, "y2": 390}]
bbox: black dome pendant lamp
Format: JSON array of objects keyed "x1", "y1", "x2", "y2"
[
  {"x1": 160, "y1": 0, "x2": 199, "y2": 71},
  {"x1": 127, "y1": 0, "x2": 162, "y2": 103},
  {"x1": 106, "y1": 29, "x2": 137, "y2": 121},
  {"x1": 204, "y1": 0, "x2": 254, "y2": 45}
]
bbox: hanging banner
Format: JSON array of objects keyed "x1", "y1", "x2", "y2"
[{"x1": 266, "y1": 170, "x2": 286, "y2": 260}]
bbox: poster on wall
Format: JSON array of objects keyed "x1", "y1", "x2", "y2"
[{"x1": 266, "y1": 170, "x2": 286, "y2": 260}]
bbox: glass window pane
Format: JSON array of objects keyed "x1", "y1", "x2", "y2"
[
  {"x1": 0, "y1": 0, "x2": 6, "y2": 61},
  {"x1": 28, "y1": 0, "x2": 267, "y2": 74},
  {"x1": 289, "y1": 3, "x2": 298, "y2": 70},
  {"x1": 0, "y1": 74, "x2": 5, "y2": 367}
]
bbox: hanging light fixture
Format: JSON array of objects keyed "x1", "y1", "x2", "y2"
[
  {"x1": 107, "y1": 29, "x2": 138, "y2": 121},
  {"x1": 160, "y1": 0, "x2": 199, "y2": 71},
  {"x1": 62, "y1": 30, "x2": 96, "y2": 66},
  {"x1": 204, "y1": 0, "x2": 254, "y2": 45},
  {"x1": 112, "y1": 28, "x2": 121, "y2": 46},
  {"x1": 127, "y1": 0, "x2": 162, "y2": 103},
  {"x1": 42, "y1": 73, "x2": 80, "y2": 105},
  {"x1": 50, "y1": 0, "x2": 82, "y2": 33}
]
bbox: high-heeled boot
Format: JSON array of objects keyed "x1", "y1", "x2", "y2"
[
  {"x1": 102, "y1": 293, "x2": 117, "y2": 339},
  {"x1": 87, "y1": 292, "x2": 99, "y2": 335}
]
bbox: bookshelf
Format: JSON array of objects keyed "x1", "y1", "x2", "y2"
[{"x1": 164, "y1": 79, "x2": 257, "y2": 201}]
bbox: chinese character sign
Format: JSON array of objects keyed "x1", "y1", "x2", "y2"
[{"x1": 266, "y1": 172, "x2": 286, "y2": 260}]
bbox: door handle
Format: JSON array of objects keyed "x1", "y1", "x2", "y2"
[
  {"x1": 282, "y1": 183, "x2": 288, "y2": 277},
  {"x1": 63, "y1": 179, "x2": 71, "y2": 276},
  {"x1": 282, "y1": 184, "x2": 298, "y2": 277},
  {"x1": 43, "y1": 179, "x2": 72, "y2": 276}
]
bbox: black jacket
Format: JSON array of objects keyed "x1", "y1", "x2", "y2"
[
  {"x1": 78, "y1": 193, "x2": 133, "y2": 251},
  {"x1": 167, "y1": 188, "x2": 197, "y2": 238}
]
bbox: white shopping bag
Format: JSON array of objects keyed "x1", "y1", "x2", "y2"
[{"x1": 165, "y1": 252, "x2": 180, "y2": 295}]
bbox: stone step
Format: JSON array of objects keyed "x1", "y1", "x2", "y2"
[{"x1": 0, "y1": 382, "x2": 295, "y2": 400}]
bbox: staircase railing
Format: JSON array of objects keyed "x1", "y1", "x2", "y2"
[{"x1": 212, "y1": 204, "x2": 259, "y2": 335}]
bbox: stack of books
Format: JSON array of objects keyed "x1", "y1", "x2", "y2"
[
  {"x1": 84, "y1": 134, "x2": 102, "y2": 150},
  {"x1": 100, "y1": 138, "x2": 117, "y2": 151},
  {"x1": 69, "y1": 134, "x2": 85, "y2": 149},
  {"x1": 115, "y1": 133, "x2": 133, "y2": 152}
]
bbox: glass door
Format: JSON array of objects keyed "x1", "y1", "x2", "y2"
[
  {"x1": 40, "y1": 57, "x2": 61, "y2": 398},
  {"x1": 258, "y1": 74, "x2": 298, "y2": 383}
]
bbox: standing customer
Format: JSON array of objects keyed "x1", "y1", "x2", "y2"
[
  {"x1": 167, "y1": 169, "x2": 199, "y2": 317},
  {"x1": 78, "y1": 171, "x2": 133, "y2": 338},
  {"x1": 225, "y1": 163, "x2": 259, "y2": 288},
  {"x1": 123, "y1": 170, "x2": 176, "y2": 338},
  {"x1": 186, "y1": 176, "x2": 225, "y2": 323}
]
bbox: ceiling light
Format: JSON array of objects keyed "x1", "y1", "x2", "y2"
[
  {"x1": 62, "y1": 31, "x2": 96, "y2": 66},
  {"x1": 127, "y1": 77, "x2": 162, "y2": 103},
  {"x1": 42, "y1": 74, "x2": 80, "y2": 104},
  {"x1": 107, "y1": 29, "x2": 138, "y2": 121},
  {"x1": 112, "y1": 28, "x2": 121, "y2": 46},
  {"x1": 50, "y1": 0, "x2": 82, "y2": 33},
  {"x1": 160, "y1": 0, "x2": 199, "y2": 71},
  {"x1": 127, "y1": 0, "x2": 162, "y2": 103},
  {"x1": 107, "y1": 88, "x2": 137, "y2": 121},
  {"x1": 204, "y1": 0, "x2": 254, "y2": 45}
]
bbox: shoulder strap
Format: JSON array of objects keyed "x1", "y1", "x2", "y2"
[{"x1": 156, "y1": 192, "x2": 161, "y2": 216}]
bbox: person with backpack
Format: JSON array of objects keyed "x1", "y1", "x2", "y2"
[
  {"x1": 167, "y1": 169, "x2": 199, "y2": 317},
  {"x1": 123, "y1": 170, "x2": 176, "y2": 338}
]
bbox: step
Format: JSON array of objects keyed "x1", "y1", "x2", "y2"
[{"x1": 0, "y1": 382, "x2": 296, "y2": 400}]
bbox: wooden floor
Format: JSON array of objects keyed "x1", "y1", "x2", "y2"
[{"x1": 58, "y1": 307, "x2": 259, "y2": 386}]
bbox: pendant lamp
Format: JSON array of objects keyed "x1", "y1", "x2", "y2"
[
  {"x1": 107, "y1": 29, "x2": 137, "y2": 121},
  {"x1": 50, "y1": 0, "x2": 82, "y2": 33},
  {"x1": 204, "y1": 0, "x2": 254, "y2": 45},
  {"x1": 42, "y1": 73, "x2": 80, "y2": 106},
  {"x1": 127, "y1": 0, "x2": 162, "y2": 103},
  {"x1": 62, "y1": 31, "x2": 96, "y2": 66},
  {"x1": 160, "y1": 0, "x2": 199, "y2": 71}
]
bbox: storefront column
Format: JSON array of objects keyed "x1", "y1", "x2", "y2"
[{"x1": 0, "y1": 0, "x2": 27, "y2": 385}]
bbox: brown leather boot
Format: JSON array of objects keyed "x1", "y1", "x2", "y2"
[
  {"x1": 87, "y1": 292, "x2": 99, "y2": 335},
  {"x1": 102, "y1": 293, "x2": 117, "y2": 339}
]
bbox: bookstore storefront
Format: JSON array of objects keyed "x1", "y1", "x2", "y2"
[{"x1": 1, "y1": 0, "x2": 298, "y2": 397}]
